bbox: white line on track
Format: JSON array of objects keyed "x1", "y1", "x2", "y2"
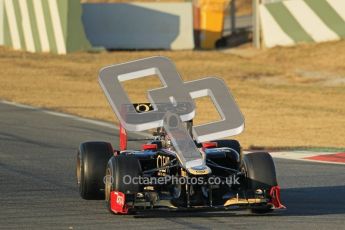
[
  {"x1": 1, "y1": 100, "x2": 344, "y2": 165},
  {"x1": 1, "y1": 100, "x2": 119, "y2": 129},
  {"x1": 0, "y1": 100, "x2": 154, "y2": 138}
]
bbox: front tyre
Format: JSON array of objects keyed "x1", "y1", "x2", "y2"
[
  {"x1": 241, "y1": 152, "x2": 277, "y2": 214},
  {"x1": 105, "y1": 155, "x2": 142, "y2": 213},
  {"x1": 77, "y1": 141, "x2": 114, "y2": 200}
]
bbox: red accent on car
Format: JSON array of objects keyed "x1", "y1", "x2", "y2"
[
  {"x1": 142, "y1": 144, "x2": 158, "y2": 151},
  {"x1": 202, "y1": 142, "x2": 218, "y2": 149},
  {"x1": 269, "y1": 186, "x2": 286, "y2": 209},
  {"x1": 110, "y1": 191, "x2": 128, "y2": 214},
  {"x1": 119, "y1": 124, "x2": 127, "y2": 151}
]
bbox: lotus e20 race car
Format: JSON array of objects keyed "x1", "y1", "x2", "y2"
[{"x1": 76, "y1": 57, "x2": 286, "y2": 215}]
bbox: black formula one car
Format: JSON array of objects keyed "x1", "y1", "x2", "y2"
[{"x1": 76, "y1": 103, "x2": 285, "y2": 214}]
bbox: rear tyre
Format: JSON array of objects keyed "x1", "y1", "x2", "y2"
[
  {"x1": 241, "y1": 152, "x2": 277, "y2": 214},
  {"x1": 77, "y1": 141, "x2": 114, "y2": 200},
  {"x1": 105, "y1": 155, "x2": 142, "y2": 212}
]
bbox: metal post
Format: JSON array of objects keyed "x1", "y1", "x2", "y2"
[
  {"x1": 230, "y1": 0, "x2": 236, "y2": 33},
  {"x1": 253, "y1": 0, "x2": 261, "y2": 48}
]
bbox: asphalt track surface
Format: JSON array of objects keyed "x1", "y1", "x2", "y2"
[{"x1": 0, "y1": 102, "x2": 344, "y2": 230}]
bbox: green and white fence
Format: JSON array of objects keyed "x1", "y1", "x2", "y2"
[
  {"x1": 259, "y1": 0, "x2": 345, "y2": 48},
  {"x1": 0, "y1": 0, "x2": 90, "y2": 54}
]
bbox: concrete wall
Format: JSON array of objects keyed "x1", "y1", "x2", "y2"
[
  {"x1": 260, "y1": 0, "x2": 345, "y2": 48},
  {"x1": 82, "y1": 3, "x2": 194, "y2": 50},
  {"x1": 0, "y1": 0, "x2": 90, "y2": 54}
]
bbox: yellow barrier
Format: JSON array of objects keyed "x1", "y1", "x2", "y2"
[{"x1": 197, "y1": 0, "x2": 230, "y2": 49}]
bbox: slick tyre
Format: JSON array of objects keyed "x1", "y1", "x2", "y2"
[
  {"x1": 241, "y1": 152, "x2": 277, "y2": 214},
  {"x1": 105, "y1": 155, "x2": 142, "y2": 212},
  {"x1": 77, "y1": 141, "x2": 114, "y2": 200}
]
